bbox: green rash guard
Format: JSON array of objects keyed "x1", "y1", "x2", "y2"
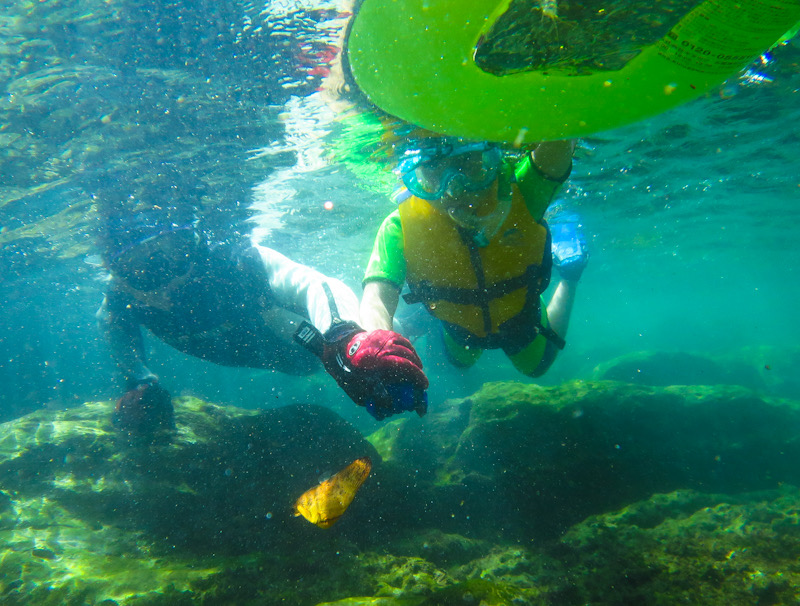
[
  {"x1": 363, "y1": 154, "x2": 566, "y2": 288},
  {"x1": 363, "y1": 209, "x2": 405, "y2": 288}
]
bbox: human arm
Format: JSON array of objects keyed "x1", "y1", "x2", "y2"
[
  {"x1": 360, "y1": 280, "x2": 401, "y2": 332},
  {"x1": 96, "y1": 289, "x2": 157, "y2": 387},
  {"x1": 344, "y1": 216, "x2": 427, "y2": 419},
  {"x1": 255, "y1": 244, "x2": 361, "y2": 333},
  {"x1": 546, "y1": 279, "x2": 578, "y2": 342},
  {"x1": 254, "y1": 242, "x2": 427, "y2": 419},
  {"x1": 547, "y1": 213, "x2": 588, "y2": 341},
  {"x1": 360, "y1": 210, "x2": 406, "y2": 333},
  {"x1": 515, "y1": 140, "x2": 576, "y2": 221},
  {"x1": 531, "y1": 139, "x2": 576, "y2": 180}
]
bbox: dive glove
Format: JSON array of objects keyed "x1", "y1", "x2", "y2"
[
  {"x1": 114, "y1": 379, "x2": 175, "y2": 434},
  {"x1": 295, "y1": 320, "x2": 429, "y2": 420}
]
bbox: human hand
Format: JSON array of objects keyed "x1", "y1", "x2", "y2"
[
  {"x1": 365, "y1": 383, "x2": 428, "y2": 421},
  {"x1": 322, "y1": 326, "x2": 429, "y2": 420},
  {"x1": 114, "y1": 380, "x2": 175, "y2": 434},
  {"x1": 550, "y1": 214, "x2": 589, "y2": 282}
]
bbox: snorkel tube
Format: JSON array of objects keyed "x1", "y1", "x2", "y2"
[{"x1": 346, "y1": 0, "x2": 800, "y2": 143}]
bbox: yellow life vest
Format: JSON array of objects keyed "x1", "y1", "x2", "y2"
[{"x1": 398, "y1": 188, "x2": 550, "y2": 342}]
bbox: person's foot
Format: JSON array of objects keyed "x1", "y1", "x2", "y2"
[{"x1": 113, "y1": 382, "x2": 175, "y2": 434}]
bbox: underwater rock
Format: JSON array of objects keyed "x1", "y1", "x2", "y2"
[
  {"x1": 322, "y1": 485, "x2": 800, "y2": 605},
  {"x1": 368, "y1": 380, "x2": 800, "y2": 541},
  {"x1": 0, "y1": 397, "x2": 379, "y2": 550},
  {"x1": 367, "y1": 392, "x2": 472, "y2": 482},
  {"x1": 549, "y1": 485, "x2": 800, "y2": 605},
  {"x1": 5, "y1": 387, "x2": 800, "y2": 605},
  {"x1": 321, "y1": 484, "x2": 800, "y2": 605},
  {"x1": 316, "y1": 599, "x2": 412, "y2": 606},
  {"x1": 393, "y1": 529, "x2": 492, "y2": 569},
  {"x1": 0, "y1": 397, "x2": 382, "y2": 604},
  {"x1": 591, "y1": 346, "x2": 800, "y2": 400},
  {"x1": 591, "y1": 350, "x2": 762, "y2": 389},
  {"x1": 717, "y1": 344, "x2": 800, "y2": 401}
]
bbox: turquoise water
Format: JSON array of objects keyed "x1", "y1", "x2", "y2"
[
  {"x1": 1, "y1": 1, "x2": 798, "y2": 414},
  {"x1": 1, "y1": 0, "x2": 799, "y2": 416},
  {"x1": 2, "y1": 1, "x2": 800, "y2": 604}
]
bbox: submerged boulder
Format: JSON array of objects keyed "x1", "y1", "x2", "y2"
[
  {"x1": 5, "y1": 382, "x2": 800, "y2": 605},
  {"x1": 548, "y1": 486, "x2": 800, "y2": 605},
  {"x1": 591, "y1": 346, "x2": 800, "y2": 400},
  {"x1": 369, "y1": 381, "x2": 800, "y2": 540},
  {"x1": 591, "y1": 350, "x2": 763, "y2": 390},
  {"x1": 319, "y1": 485, "x2": 800, "y2": 606},
  {"x1": 0, "y1": 397, "x2": 379, "y2": 551},
  {"x1": 717, "y1": 345, "x2": 800, "y2": 401},
  {"x1": 0, "y1": 397, "x2": 380, "y2": 604}
]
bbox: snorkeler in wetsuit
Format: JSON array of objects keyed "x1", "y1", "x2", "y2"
[{"x1": 97, "y1": 208, "x2": 428, "y2": 434}]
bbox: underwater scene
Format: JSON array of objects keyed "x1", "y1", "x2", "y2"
[{"x1": 2, "y1": 0, "x2": 800, "y2": 604}]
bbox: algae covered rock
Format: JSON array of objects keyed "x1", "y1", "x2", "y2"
[
  {"x1": 591, "y1": 350, "x2": 756, "y2": 388},
  {"x1": 591, "y1": 346, "x2": 800, "y2": 399},
  {"x1": 367, "y1": 394, "x2": 472, "y2": 480},
  {"x1": 550, "y1": 486, "x2": 800, "y2": 605},
  {"x1": 6, "y1": 383, "x2": 800, "y2": 605},
  {"x1": 718, "y1": 345, "x2": 800, "y2": 400},
  {"x1": 0, "y1": 397, "x2": 380, "y2": 604},
  {"x1": 369, "y1": 381, "x2": 800, "y2": 541},
  {"x1": 392, "y1": 529, "x2": 492, "y2": 569},
  {"x1": 0, "y1": 396, "x2": 379, "y2": 550},
  {"x1": 318, "y1": 481, "x2": 800, "y2": 606}
]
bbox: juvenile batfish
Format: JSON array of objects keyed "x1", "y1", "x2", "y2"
[{"x1": 293, "y1": 457, "x2": 372, "y2": 528}]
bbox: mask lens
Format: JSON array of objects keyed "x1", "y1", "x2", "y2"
[
  {"x1": 111, "y1": 229, "x2": 195, "y2": 291},
  {"x1": 399, "y1": 144, "x2": 502, "y2": 201}
]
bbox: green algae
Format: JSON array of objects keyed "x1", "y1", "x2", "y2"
[
  {"x1": 424, "y1": 578, "x2": 522, "y2": 605},
  {"x1": 0, "y1": 397, "x2": 383, "y2": 604},
  {"x1": 366, "y1": 380, "x2": 800, "y2": 541},
  {"x1": 4, "y1": 383, "x2": 800, "y2": 603},
  {"x1": 0, "y1": 506, "x2": 222, "y2": 605},
  {"x1": 317, "y1": 598, "x2": 422, "y2": 606},
  {"x1": 551, "y1": 486, "x2": 800, "y2": 605},
  {"x1": 393, "y1": 530, "x2": 491, "y2": 569},
  {"x1": 319, "y1": 578, "x2": 527, "y2": 606}
]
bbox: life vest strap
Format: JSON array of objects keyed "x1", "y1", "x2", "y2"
[
  {"x1": 403, "y1": 264, "x2": 545, "y2": 307},
  {"x1": 443, "y1": 313, "x2": 565, "y2": 352},
  {"x1": 538, "y1": 325, "x2": 566, "y2": 350}
]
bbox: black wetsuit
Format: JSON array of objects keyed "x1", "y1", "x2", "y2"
[{"x1": 99, "y1": 241, "x2": 359, "y2": 384}]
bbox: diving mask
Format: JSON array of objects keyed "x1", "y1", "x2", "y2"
[
  {"x1": 396, "y1": 140, "x2": 502, "y2": 201},
  {"x1": 109, "y1": 225, "x2": 197, "y2": 292}
]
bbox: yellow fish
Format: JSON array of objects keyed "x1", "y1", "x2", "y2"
[{"x1": 294, "y1": 457, "x2": 372, "y2": 528}]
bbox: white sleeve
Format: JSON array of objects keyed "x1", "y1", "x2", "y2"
[{"x1": 254, "y1": 244, "x2": 361, "y2": 334}]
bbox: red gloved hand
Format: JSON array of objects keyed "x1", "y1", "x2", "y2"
[
  {"x1": 330, "y1": 329, "x2": 428, "y2": 419},
  {"x1": 338, "y1": 330, "x2": 428, "y2": 386},
  {"x1": 114, "y1": 381, "x2": 175, "y2": 434},
  {"x1": 296, "y1": 320, "x2": 428, "y2": 419}
]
